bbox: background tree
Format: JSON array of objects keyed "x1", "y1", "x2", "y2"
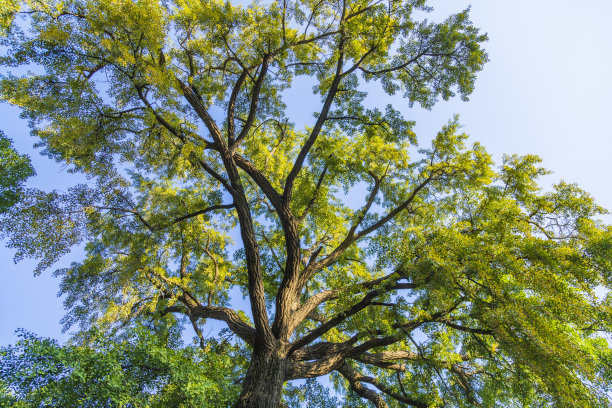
[
  {"x1": 0, "y1": 131, "x2": 34, "y2": 213},
  {"x1": 0, "y1": 327, "x2": 245, "y2": 407},
  {"x1": 1, "y1": 0, "x2": 611, "y2": 406}
]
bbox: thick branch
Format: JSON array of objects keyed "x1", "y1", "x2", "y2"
[
  {"x1": 288, "y1": 353, "x2": 346, "y2": 379},
  {"x1": 291, "y1": 335, "x2": 362, "y2": 362},
  {"x1": 176, "y1": 77, "x2": 225, "y2": 146},
  {"x1": 163, "y1": 304, "x2": 255, "y2": 347},
  {"x1": 233, "y1": 154, "x2": 283, "y2": 209},
  {"x1": 227, "y1": 69, "x2": 249, "y2": 145},
  {"x1": 178, "y1": 77, "x2": 274, "y2": 348},
  {"x1": 271, "y1": 34, "x2": 350, "y2": 339},
  {"x1": 338, "y1": 364, "x2": 389, "y2": 408},
  {"x1": 356, "y1": 350, "x2": 419, "y2": 365}
]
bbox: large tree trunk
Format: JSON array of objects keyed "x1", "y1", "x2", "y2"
[{"x1": 236, "y1": 349, "x2": 288, "y2": 408}]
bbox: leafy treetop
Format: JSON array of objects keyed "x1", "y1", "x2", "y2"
[{"x1": 1, "y1": 0, "x2": 611, "y2": 406}]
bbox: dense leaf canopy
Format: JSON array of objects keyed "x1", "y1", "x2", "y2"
[
  {"x1": 0, "y1": 328, "x2": 244, "y2": 407},
  {"x1": 1, "y1": 0, "x2": 611, "y2": 406}
]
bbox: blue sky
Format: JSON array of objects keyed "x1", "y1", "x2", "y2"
[{"x1": 1, "y1": 0, "x2": 611, "y2": 346}]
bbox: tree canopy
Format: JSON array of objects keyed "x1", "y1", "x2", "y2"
[{"x1": 1, "y1": 0, "x2": 611, "y2": 406}]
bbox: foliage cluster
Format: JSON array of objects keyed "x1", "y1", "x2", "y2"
[{"x1": 0, "y1": 326, "x2": 245, "y2": 407}]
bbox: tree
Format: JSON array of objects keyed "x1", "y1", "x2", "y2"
[
  {"x1": 1, "y1": 0, "x2": 611, "y2": 406},
  {"x1": 0, "y1": 131, "x2": 34, "y2": 213},
  {"x1": 0, "y1": 327, "x2": 245, "y2": 407}
]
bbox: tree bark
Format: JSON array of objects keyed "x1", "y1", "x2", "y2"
[{"x1": 236, "y1": 349, "x2": 288, "y2": 408}]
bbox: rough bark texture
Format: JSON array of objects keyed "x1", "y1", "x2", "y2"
[{"x1": 236, "y1": 348, "x2": 288, "y2": 408}]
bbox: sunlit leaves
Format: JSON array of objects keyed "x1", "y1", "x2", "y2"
[{"x1": 0, "y1": 0, "x2": 610, "y2": 406}]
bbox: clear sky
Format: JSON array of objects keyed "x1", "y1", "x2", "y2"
[{"x1": 1, "y1": 0, "x2": 611, "y2": 346}]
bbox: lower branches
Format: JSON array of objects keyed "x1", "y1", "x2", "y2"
[{"x1": 338, "y1": 363, "x2": 390, "y2": 408}]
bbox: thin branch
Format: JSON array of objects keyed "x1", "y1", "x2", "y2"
[
  {"x1": 358, "y1": 48, "x2": 429, "y2": 76},
  {"x1": 289, "y1": 271, "x2": 407, "y2": 335},
  {"x1": 176, "y1": 77, "x2": 225, "y2": 146},
  {"x1": 339, "y1": 363, "x2": 427, "y2": 408},
  {"x1": 298, "y1": 165, "x2": 329, "y2": 222},
  {"x1": 233, "y1": 54, "x2": 272, "y2": 148},
  {"x1": 227, "y1": 69, "x2": 249, "y2": 145},
  {"x1": 283, "y1": 31, "x2": 346, "y2": 202},
  {"x1": 354, "y1": 173, "x2": 435, "y2": 239},
  {"x1": 289, "y1": 284, "x2": 392, "y2": 352},
  {"x1": 202, "y1": 239, "x2": 221, "y2": 307},
  {"x1": 439, "y1": 319, "x2": 494, "y2": 336},
  {"x1": 85, "y1": 205, "x2": 155, "y2": 232},
  {"x1": 86, "y1": 203, "x2": 234, "y2": 232},
  {"x1": 154, "y1": 202, "x2": 235, "y2": 231}
]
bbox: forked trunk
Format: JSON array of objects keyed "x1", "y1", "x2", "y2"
[{"x1": 236, "y1": 350, "x2": 288, "y2": 408}]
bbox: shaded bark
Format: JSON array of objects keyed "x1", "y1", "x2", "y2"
[{"x1": 236, "y1": 348, "x2": 288, "y2": 408}]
